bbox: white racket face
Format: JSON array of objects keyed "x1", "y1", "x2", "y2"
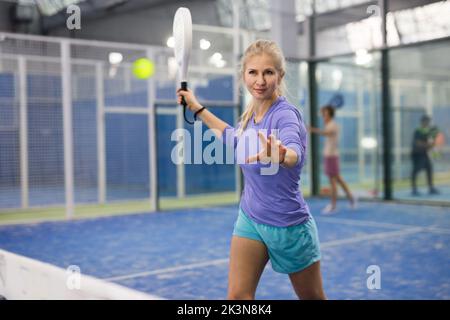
[{"x1": 173, "y1": 7, "x2": 192, "y2": 82}]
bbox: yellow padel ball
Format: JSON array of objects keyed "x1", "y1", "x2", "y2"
[{"x1": 132, "y1": 58, "x2": 155, "y2": 79}]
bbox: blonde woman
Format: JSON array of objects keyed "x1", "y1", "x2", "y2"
[{"x1": 177, "y1": 40, "x2": 325, "y2": 300}]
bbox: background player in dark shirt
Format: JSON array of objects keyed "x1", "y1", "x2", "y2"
[{"x1": 411, "y1": 115, "x2": 440, "y2": 196}]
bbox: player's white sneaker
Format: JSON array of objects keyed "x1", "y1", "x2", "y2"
[
  {"x1": 321, "y1": 204, "x2": 337, "y2": 215},
  {"x1": 349, "y1": 196, "x2": 358, "y2": 210}
]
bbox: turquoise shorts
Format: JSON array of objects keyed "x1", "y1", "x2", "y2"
[{"x1": 233, "y1": 208, "x2": 321, "y2": 274}]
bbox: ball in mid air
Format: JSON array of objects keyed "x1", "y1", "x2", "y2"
[{"x1": 132, "y1": 58, "x2": 155, "y2": 79}]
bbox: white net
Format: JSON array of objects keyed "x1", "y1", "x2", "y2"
[{"x1": 0, "y1": 249, "x2": 162, "y2": 300}]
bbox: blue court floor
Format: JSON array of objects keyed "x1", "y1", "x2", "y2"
[{"x1": 0, "y1": 198, "x2": 449, "y2": 299}]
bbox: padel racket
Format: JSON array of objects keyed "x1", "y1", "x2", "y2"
[
  {"x1": 173, "y1": 7, "x2": 194, "y2": 124},
  {"x1": 434, "y1": 131, "x2": 445, "y2": 147},
  {"x1": 328, "y1": 93, "x2": 344, "y2": 109},
  {"x1": 432, "y1": 131, "x2": 445, "y2": 159}
]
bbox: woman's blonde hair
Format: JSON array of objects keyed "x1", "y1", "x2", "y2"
[{"x1": 237, "y1": 39, "x2": 287, "y2": 135}]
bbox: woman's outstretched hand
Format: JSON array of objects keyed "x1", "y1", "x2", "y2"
[{"x1": 246, "y1": 132, "x2": 287, "y2": 164}]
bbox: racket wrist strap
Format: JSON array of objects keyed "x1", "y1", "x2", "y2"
[{"x1": 194, "y1": 106, "x2": 206, "y2": 120}]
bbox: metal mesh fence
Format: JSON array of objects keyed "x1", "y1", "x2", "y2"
[{"x1": 0, "y1": 32, "x2": 239, "y2": 218}]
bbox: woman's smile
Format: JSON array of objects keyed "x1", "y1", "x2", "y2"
[{"x1": 253, "y1": 88, "x2": 267, "y2": 94}]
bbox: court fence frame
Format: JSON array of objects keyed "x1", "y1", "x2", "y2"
[{"x1": 0, "y1": 30, "x2": 240, "y2": 218}]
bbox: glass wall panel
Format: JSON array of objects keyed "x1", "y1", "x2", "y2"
[
  {"x1": 316, "y1": 52, "x2": 382, "y2": 200},
  {"x1": 390, "y1": 40, "x2": 450, "y2": 202}
]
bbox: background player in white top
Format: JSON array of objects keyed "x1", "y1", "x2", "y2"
[{"x1": 309, "y1": 105, "x2": 356, "y2": 214}]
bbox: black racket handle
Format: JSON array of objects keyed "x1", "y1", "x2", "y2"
[{"x1": 180, "y1": 81, "x2": 194, "y2": 125}]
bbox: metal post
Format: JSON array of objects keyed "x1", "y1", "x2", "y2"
[
  {"x1": 176, "y1": 104, "x2": 186, "y2": 198},
  {"x1": 18, "y1": 56, "x2": 29, "y2": 209},
  {"x1": 61, "y1": 41, "x2": 75, "y2": 218},
  {"x1": 96, "y1": 62, "x2": 106, "y2": 204},
  {"x1": 147, "y1": 49, "x2": 158, "y2": 211},
  {"x1": 306, "y1": 3, "x2": 320, "y2": 196},
  {"x1": 380, "y1": 0, "x2": 392, "y2": 200}
]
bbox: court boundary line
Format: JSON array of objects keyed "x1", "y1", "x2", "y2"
[
  {"x1": 2, "y1": 201, "x2": 448, "y2": 228},
  {"x1": 103, "y1": 258, "x2": 229, "y2": 282},
  {"x1": 200, "y1": 206, "x2": 450, "y2": 234},
  {"x1": 103, "y1": 226, "x2": 433, "y2": 282},
  {"x1": 314, "y1": 216, "x2": 450, "y2": 234}
]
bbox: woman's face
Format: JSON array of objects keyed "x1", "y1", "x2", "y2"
[
  {"x1": 321, "y1": 108, "x2": 331, "y2": 121},
  {"x1": 243, "y1": 53, "x2": 282, "y2": 102}
]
